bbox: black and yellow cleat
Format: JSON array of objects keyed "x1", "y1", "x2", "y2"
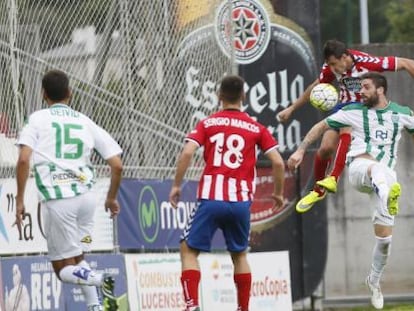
[{"x1": 101, "y1": 274, "x2": 118, "y2": 311}]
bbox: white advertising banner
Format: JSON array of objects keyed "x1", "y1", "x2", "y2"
[
  {"x1": 125, "y1": 251, "x2": 292, "y2": 311},
  {"x1": 124, "y1": 253, "x2": 186, "y2": 311},
  {"x1": 0, "y1": 178, "x2": 115, "y2": 255},
  {"x1": 199, "y1": 251, "x2": 292, "y2": 311}
]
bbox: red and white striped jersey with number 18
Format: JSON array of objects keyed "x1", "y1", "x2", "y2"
[{"x1": 186, "y1": 109, "x2": 278, "y2": 202}]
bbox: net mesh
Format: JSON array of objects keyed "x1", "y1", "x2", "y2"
[{"x1": 0, "y1": 0, "x2": 234, "y2": 179}]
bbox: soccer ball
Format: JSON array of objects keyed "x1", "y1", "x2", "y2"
[{"x1": 309, "y1": 83, "x2": 338, "y2": 111}]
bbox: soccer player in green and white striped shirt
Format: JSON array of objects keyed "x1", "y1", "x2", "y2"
[
  {"x1": 15, "y1": 70, "x2": 122, "y2": 311},
  {"x1": 288, "y1": 72, "x2": 414, "y2": 309}
]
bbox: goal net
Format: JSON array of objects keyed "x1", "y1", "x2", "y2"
[{"x1": 0, "y1": 0, "x2": 234, "y2": 179}]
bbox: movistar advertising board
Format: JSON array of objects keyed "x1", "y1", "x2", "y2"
[{"x1": 118, "y1": 179, "x2": 226, "y2": 250}]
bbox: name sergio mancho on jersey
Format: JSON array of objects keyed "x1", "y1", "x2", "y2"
[{"x1": 203, "y1": 117, "x2": 260, "y2": 133}]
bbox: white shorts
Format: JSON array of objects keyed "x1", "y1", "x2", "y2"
[
  {"x1": 348, "y1": 158, "x2": 397, "y2": 226},
  {"x1": 42, "y1": 191, "x2": 96, "y2": 260}
]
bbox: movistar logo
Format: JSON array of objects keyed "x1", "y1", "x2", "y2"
[{"x1": 138, "y1": 185, "x2": 159, "y2": 243}]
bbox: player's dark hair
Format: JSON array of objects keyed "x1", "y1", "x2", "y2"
[
  {"x1": 323, "y1": 39, "x2": 349, "y2": 60},
  {"x1": 360, "y1": 72, "x2": 388, "y2": 94},
  {"x1": 42, "y1": 70, "x2": 70, "y2": 101},
  {"x1": 219, "y1": 75, "x2": 244, "y2": 103}
]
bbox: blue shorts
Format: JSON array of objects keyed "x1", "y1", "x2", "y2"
[{"x1": 181, "y1": 199, "x2": 251, "y2": 253}]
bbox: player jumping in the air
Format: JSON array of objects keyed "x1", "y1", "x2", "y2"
[
  {"x1": 287, "y1": 72, "x2": 413, "y2": 309},
  {"x1": 277, "y1": 39, "x2": 414, "y2": 213}
]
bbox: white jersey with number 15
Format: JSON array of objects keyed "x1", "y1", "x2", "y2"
[{"x1": 17, "y1": 103, "x2": 122, "y2": 201}]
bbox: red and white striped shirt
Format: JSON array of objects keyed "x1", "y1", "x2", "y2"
[
  {"x1": 186, "y1": 109, "x2": 278, "y2": 202},
  {"x1": 320, "y1": 49, "x2": 396, "y2": 103}
]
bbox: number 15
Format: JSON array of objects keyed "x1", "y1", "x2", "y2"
[{"x1": 52, "y1": 122, "x2": 84, "y2": 159}]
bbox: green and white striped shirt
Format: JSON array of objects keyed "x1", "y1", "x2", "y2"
[
  {"x1": 326, "y1": 102, "x2": 414, "y2": 169},
  {"x1": 17, "y1": 103, "x2": 122, "y2": 201}
]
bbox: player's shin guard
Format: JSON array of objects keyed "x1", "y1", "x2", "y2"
[
  {"x1": 234, "y1": 273, "x2": 251, "y2": 311},
  {"x1": 369, "y1": 235, "x2": 392, "y2": 287},
  {"x1": 181, "y1": 270, "x2": 201, "y2": 308},
  {"x1": 330, "y1": 133, "x2": 351, "y2": 181}
]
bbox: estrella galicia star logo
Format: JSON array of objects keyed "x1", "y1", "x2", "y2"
[
  {"x1": 233, "y1": 8, "x2": 259, "y2": 50},
  {"x1": 215, "y1": 0, "x2": 270, "y2": 64}
]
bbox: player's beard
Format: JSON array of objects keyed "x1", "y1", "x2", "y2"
[{"x1": 362, "y1": 93, "x2": 379, "y2": 108}]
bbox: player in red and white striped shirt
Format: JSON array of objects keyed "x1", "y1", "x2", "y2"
[
  {"x1": 277, "y1": 39, "x2": 414, "y2": 213},
  {"x1": 169, "y1": 75, "x2": 285, "y2": 311}
]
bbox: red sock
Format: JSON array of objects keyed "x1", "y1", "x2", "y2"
[
  {"x1": 330, "y1": 133, "x2": 351, "y2": 181},
  {"x1": 313, "y1": 152, "x2": 331, "y2": 194},
  {"x1": 234, "y1": 273, "x2": 252, "y2": 311},
  {"x1": 181, "y1": 270, "x2": 201, "y2": 308}
]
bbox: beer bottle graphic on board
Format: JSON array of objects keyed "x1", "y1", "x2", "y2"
[{"x1": 174, "y1": 1, "x2": 326, "y2": 301}]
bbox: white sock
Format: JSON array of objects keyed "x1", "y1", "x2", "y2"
[
  {"x1": 371, "y1": 164, "x2": 389, "y2": 205},
  {"x1": 369, "y1": 235, "x2": 392, "y2": 287},
  {"x1": 59, "y1": 265, "x2": 103, "y2": 286},
  {"x1": 78, "y1": 260, "x2": 101, "y2": 306}
]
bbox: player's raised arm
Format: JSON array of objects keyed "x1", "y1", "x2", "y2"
[
  {"x1": 396, "y1": 57, "x2": 414, "y2": 79},
  {"x1": 276, "y1": 78, "x2": 319, "y2": 123},
  {"x1": 287, "y1": 119, "x2": 330, "y2": 170}
]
